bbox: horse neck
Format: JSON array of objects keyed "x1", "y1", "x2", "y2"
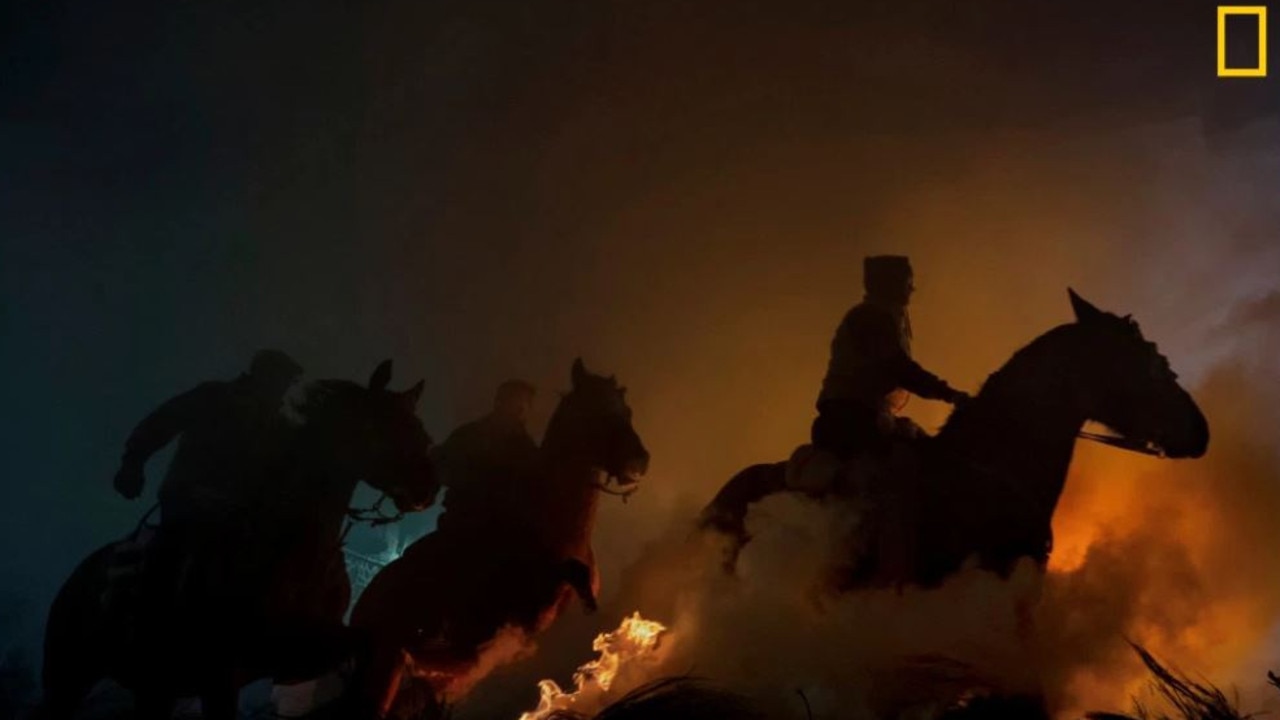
[
  {"x1": 535, "y1": 428, "x2": 602, "y2": 559},
  {"x1": 937, "y1": 326, "x2": 1088, "y2": 521},
  {"x1": 280, "y1": 421, "x2": 364, "y2": 535}
]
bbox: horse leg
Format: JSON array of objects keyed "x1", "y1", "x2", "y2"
[
  {"x1": 347, "y1": 637, "x2": 409, "y2": 719},
  {"x1": 41, "y1": 550, "x2": 110, "y2": 720},
  {"x1": 560, "y1": 557, "x2": 598, "y2": 613},
  {"x1": 389, "y1": 675, "x2": 445, "y2": 720},
  {"x1": 41, "y1": 612, "x2": 102, "y2": 720},
  {"x1": 699, "y1": 463, "x2": 787, "y2": 573}
]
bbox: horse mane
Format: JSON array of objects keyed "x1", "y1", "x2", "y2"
[
  {"x1": 939, "y1": 303, "x2": 1168, "y2": 440},
  {"x1": 543, "y1": 394, "x2": 573, "y2": 448},
  {"x1": 938, "y1": 323, "x2": 1080, "y2": 438},
  {"x1": 291, "y1": 379, "x2": 369, "y2": 426},
  {"x1": 541, "y1": 373, "x2": 620, "y2": 455}
]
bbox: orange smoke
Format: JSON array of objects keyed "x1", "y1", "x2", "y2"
[
  {"x1": 437, "y1": 118, "x2": 1280, "y2": 720},
  {"x1": 1037, "y1": 363, "x2": 1280, "y2": 717}
]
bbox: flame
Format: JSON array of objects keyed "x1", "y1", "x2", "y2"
[{"x1": 519, "y1": 612, "x2": 668, "y2": 720}]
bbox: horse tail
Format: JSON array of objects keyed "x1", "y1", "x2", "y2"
[
  {"x1": 696, "y1": 463, "x2": 787, "y2": 573},
  {"x1": 41, "y1": 543, "x2": 118, "y2": 720}
]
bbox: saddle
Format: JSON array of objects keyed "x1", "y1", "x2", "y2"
[
  {"x1": 102, "y1": 524, "x2": 157, "y2": 618},
  {"x1": 784, "y1": 421, "x2": 926, "y2": 498},
  {"x1": 784, "y1": 431, "x2": 930, "y2": 589}
]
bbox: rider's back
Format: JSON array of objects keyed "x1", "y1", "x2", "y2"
[
  {"x1": 433, "y1": 415, "x2": 540, "y2": 541},
  {"x1": 155, "y1": 379, "x2": 287, "y2": 522},
  {"x1": 819, "y1": 301, "x2": 910, "y2": 410}
]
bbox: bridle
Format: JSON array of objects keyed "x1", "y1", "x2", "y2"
[
  {"x1": 339, "y1": 492, "x2": 407, "y2": 545},
  {"x1": 592, "y1": 475, "x2": 639, "y2": 502},
  {"x1": 1076, "y1": 429, "x2": 1165, "y2": 458}
]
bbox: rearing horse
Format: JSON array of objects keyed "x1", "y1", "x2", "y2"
[
  {"x1": 701, "y1": 290, "x2": 1209, "y2": 588},
  {"x1": 41, "y1": 360, "x2": 441, "y2": 720},
  {"x1": 349, "y1": 358, "x2": 650, "y2": 719}
]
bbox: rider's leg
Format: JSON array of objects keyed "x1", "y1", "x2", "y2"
[
  {"x1": 820, "y1": 403, "x2": 893, "y2": 589},
  {"x1": 135, "y1": 517, "x2": 190, "y2": 659},
  {"x1": 812, "y1": 400, "x2": 872, "y2": 461}
]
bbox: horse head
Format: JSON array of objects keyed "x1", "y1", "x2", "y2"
[
  {"x1": 1066, "y1": 289, "x2": 1209, "y2": 459},
  {"x1": 293, "y1": 360, "x2": 441, "y2": 514},
  {"x1": 359, "y1": 359, "x2": 441, "y2": 512},
  {"x1": 545, "y1": 357, "x2": 650, "y2": 491}
]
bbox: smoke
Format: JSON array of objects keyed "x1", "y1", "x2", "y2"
[
  {"x1": 1036, "y1": 354, "x2": 1280, "y2": 715},
  {"x1": 8, "y1": 2, "x2": 1280, "y2": 716},
  {"x1": 481, "y1": 355, "x2": 1280, "y2": 720},
  {"x1": 447, "y1": 111, "x2": 1280, "y2": 719}
]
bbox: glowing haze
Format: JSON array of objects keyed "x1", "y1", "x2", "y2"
[
  {"x1": 4, "y1": 3, "x2": 1279, "y2": 717},
  {"x1": 452, "y1": 118, "x2": 1280, "y2": 718}
]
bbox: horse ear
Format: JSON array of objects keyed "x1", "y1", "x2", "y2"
[
  {"x1": 401, "y1": 379, "x2": 424, "y2": 408},
  {"x1": 369, "y1": 359, "x2": 393, "y2": 391},
  {"x1": 571, "y1": 357, "x2": 587, "y2": 387},
  {"x1": 1068, "y1": 288, "x2": 1105, "y2": 324}
]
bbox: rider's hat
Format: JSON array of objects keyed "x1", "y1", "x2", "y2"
[
  {"x1": 863, "y1": 255, "x2": 913, "y2": 294},
  {"x1": 495, "y1": 379, "x2": 536, "y2": 405}
]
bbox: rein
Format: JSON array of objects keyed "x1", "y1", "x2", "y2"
[
  {"x1": 346, "y1": 493, "x2": 406, "y2": 526},
  {"x1": 133, "y1": 503, "x2": 161, "y2": 537},
  {"x1": 340, "y1": 493, "x2": 407, "y2": 545},
  {"x1": 1076, "y1": 430, "x2": 1165, "y2": 458},
  {"x1": 592, "y1": 477, "x2": 638, "y2": 503}
]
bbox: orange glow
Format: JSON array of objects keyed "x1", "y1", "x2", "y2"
[{"x1": 1038, "y1": 419, "x2": 1280, "y2": 717}]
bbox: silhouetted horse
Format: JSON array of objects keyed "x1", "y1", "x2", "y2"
[
  {"x1": 349, "y1": 358, "x2": 650, "y2": 718},
  {"x1": 701, "y1": 290, "x2": 1209, "y2": 589},
  {"x1": 42, "y1": 360, "x2": 440, "y2": 720}
]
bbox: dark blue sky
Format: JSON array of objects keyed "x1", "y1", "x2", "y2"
[{"x1": 3, "y1": 0, "x2": 1278, "y2": 678}]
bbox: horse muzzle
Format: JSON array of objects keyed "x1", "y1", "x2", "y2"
[{"x1": 1162, "y1": 400, "x2": 1209, "y2": 459}]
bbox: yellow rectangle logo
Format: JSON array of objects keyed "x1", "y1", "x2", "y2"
[{"x1": 1218, "y1": 6, "x2": 1268, "y2": 77}]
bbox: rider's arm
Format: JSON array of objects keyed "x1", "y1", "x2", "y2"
[
  {"x1": 863, "y1": 312, "x2": 962, "y2": 403},
  {"x1": 119, "y1": 382, "x2": 219, "y2": 470},
  {"x1": 896, "y1": 356, "x2": 961, "y2": 402}
]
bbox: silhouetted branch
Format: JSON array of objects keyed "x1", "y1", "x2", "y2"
[{"x1": 1085, "y1": 643, "x2": 1254, "y2": 720}]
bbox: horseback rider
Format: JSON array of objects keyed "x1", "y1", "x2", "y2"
[
  {"x1": 112, "y1": 349, "x2": 303, "y2": 605},
  {"x1": 428, "y1": 378, "x2": 602, "y2": 612},
  {"x1": 432, "y1": 379, "x2": 539, "y2": 536},
  {"x1": 812, "y1": 255, "x2": 969, "y2": 461}
]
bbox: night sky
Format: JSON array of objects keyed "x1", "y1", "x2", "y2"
[{"x1": 4, "y1": 1, "x2": 1280, "y2": 714}]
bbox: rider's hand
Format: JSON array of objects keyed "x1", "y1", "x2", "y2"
[{"x1": 113, "y1": 464, "x2": 145, "y2": 500}]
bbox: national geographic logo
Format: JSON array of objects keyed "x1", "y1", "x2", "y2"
[{"x1": 1218, "y1": 6, "x2": 1268, "y2": 76}]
